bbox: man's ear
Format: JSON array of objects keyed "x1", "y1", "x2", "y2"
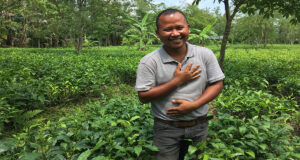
[
  {"x1": 155, "y1": 30, "x2": 160, "y2": 38},
  {"x1": 188, "y1": 24, "x2": 190, "y2": 34}
]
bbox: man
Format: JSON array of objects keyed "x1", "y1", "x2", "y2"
[{"x1": 135, "y1": 9, "x2": 225, "y2": 160}]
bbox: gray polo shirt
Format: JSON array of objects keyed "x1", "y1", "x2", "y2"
[{"x1": 135, "y1": 43, "x2": 225, "y2": 121}]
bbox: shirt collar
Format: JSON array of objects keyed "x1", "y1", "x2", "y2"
[{"x1": 159, "y1": 42, "x2": 194, "y2": 63}]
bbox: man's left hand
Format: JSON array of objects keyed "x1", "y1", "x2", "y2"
[{"x1": 166, "y1": 100, "x2": 196, "y2": 117}]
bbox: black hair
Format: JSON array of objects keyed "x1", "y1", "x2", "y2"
[{"x1": 156, "y1": 8, "x2": 188, "y2": 30}]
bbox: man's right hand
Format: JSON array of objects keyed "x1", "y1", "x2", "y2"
[
  {"x1": 173, "y1": 62, "x2": 201, "y2": 86},
  {"x1": 138, "y1": 62, "x2": 201, "y2": 103}
]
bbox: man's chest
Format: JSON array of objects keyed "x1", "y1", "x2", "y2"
[{"x1": 155, "y1": 57, "x2": 207, "y2": 86}]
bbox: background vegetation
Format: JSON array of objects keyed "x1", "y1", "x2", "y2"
[
  {"x1": 1, "y1": 0, "x2": 299, "y2": 50},
  {"x1": 0, "y1": 0, "x2": 300, "y2": 159},
  {"x1": 1, "y1": 45, "x2": 299, "y2": 160}
]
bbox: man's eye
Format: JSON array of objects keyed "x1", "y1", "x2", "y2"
[
  {"x1": 164, "y1": 28, "x2": 172, "y2": 31},
  {"x1": 177, "y1": 27, "x2": 183, "y2": 30}
]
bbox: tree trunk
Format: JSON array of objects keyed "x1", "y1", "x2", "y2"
[
  {"x1": 49, "y1": 37, "x2": 53, "y2": 47},
  {"x1": 55, "y1": 37, "x2": 59, "y2": 47},
  {"x1": 98, "y1": 38, "x2": 101, "y2": 49},
  {"x1": 219, "y1": 19, "x2": 232, "y2": 69},
  {"x1": 20, "y1": 24, "x2": 27, "y2": 47},
  {"x1": 219, "y1": 0, "x2": 245, "y2": 70},
  {"x1": 38, "y1": 39, "x2": 40, "y2": 48},
  {"x1": 6, "y1": 28, "x2": 13, "y2": 46},
  {"x1": 264, "y1": 32, "x2": 267, "y2": 48}
]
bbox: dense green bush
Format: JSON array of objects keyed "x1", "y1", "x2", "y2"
[
  {"x1": 1, "y1": 98, "x2": 299, "y2": 160},
  {"x1": 224, "y1": 46, "x2": 300, "y2": 97},
  {"x1": 0, "y1": 97, "x2": 157, "y2": 160},
  {"x1": 215, "y1": 82, "x2": 299, "y2": 119},
  {"x1": 0, "y1": 48, "x2": 144, "y2": 111},
  {"x1": 186, "y1": 112, "x2": 300, "y2": 160},
  {"x1": 0, "y1": 45, "x2": 299, "y2": 159}
]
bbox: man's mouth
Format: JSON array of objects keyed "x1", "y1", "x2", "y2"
[{"x1": 169, "y1": 36, "x2": 183, "y2": 41}]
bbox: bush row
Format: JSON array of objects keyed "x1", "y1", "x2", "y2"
[{"x1": 1, "y1": 97, "x2": 299, "y2": 160}]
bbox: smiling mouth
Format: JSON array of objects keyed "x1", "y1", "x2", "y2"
[{"x1": 169, "y1": 36, "x2": 183, "y2": 41}]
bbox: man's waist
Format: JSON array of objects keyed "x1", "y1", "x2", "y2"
[{"x1": 154, "y1": 114, "x2": 213, "y2": 128}]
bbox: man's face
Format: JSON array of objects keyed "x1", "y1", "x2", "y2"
[{"x1": 156, "y1": 12, "x2": 190, "y2": 50}]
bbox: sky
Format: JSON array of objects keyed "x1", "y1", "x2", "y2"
[{"x1": 153, "y1": 0, "x2": 225, "y2": 14}]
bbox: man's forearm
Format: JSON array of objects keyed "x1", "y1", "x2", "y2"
[
  {"x1": 138, "y1": 78, "x2": 182, "y2": 103},
  {"x1": 166, "y1": 80, "x2": 223, "y2": 117},
  {"x1": 192, "y1": 80, "x2": 223, "y2": 109}
]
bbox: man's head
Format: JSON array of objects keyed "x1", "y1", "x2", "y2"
[
  {"x1": 155, "y1": 9, "x2": 190, "y2": 51},
  {"x1": 156, "y1": 9, "x2": 188, "y2": 30}
]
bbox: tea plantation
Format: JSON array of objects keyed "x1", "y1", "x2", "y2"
[{"x1": 0, "y1": 45, "x2": 299, "y2": 160}]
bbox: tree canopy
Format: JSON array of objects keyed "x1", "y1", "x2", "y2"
[{"x1": 0, "y1": 0, "x2": 299, "y2": 54}]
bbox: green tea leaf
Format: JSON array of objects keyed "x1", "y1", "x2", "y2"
[
  {"x1": 19, "y1": 152, "x2": 43, "y2": 160},
  {"x1": 92, "y1": 140, "x2": 107, "y2": 152},
  {"x1": 92, "y1": 156, "x2": 107, "y2": 160},
  {"x1": 188, "y1": 145, "x2": 197, "y2": 155},
  {"x1": 246, "y1": 150, "x2": 255, "y2": 158},
  {"x1": 249, "y1": 126, "x2": 258, "y2": 135},
  {"x1": 78, "y1": 149, "x2": 91, "y2": 160},
  {"x1": 203, "y1": 154, "x2": 209, "y2": 160},
  {"x1": 259, "y1": 144, "x2": 268, "y2": 150},
  {"x1": 130, "y1": 116, "x2": 140, "y2": 122},
  {"x1": 230, "y1": 152, "x2": 244, "y2": 158},
  {"x1": 292, "y1": 153, "x2": 300, "y2": 159},
  {"x1": 144, "y1": 144, "x2": 159, "y2": 151},
  {"x1": 134, "y1": 146, "x2": 142, "y2": 156},
  {"x1": 115, "y1": 145, "x2": 125, "y2": 152},
  {"x1": 239, "y1": 126, "x2": 247, "y2": 135}
]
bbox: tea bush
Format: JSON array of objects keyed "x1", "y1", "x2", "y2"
[
  {"x1": 0, "y1": 45, "x2": 299, "y2": 159},
  {"x1": 1, "y1": 97, "x2": 158, "y2": 160},
  {"x1": 185, "y1": 112, "x2": 300, "y2": 160}
]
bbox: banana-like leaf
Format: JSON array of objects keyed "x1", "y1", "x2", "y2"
[
  {"x1": 141, "y1": 13, "x2": 150, "y2": 27},
  {"x1": 201, "y1": 18, "x2": 217, "y2": 35}
]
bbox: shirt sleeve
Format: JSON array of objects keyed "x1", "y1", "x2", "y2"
[
  {"x1": 135, "y1": 63, "x2": 156, "y2": 91},
  {"x1": 204, "y1": 49, "x2": 225, "y2": 84}
]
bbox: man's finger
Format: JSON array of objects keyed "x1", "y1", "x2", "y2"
[
  {"x1": 167, "y1": 107, "x2": 179, "y2": 111},
  {"x1": 176, "y1": 63, "x2": 182, "y2": 71},
  {"x1": 172, "y1": 99, "x2": 184, "y2": 104},
  {"x1": 192, "y1": 69, "x2": 202, "y2": 76},
  {"x1": 191, "y1": 64, "x2": 200, "y2": 73},
  {"x1": 192, "y1": 74, "x2": 201, "y2": 79},
  {"x1": 185, "y1": 62, "x2": 193, "y2": 71}
]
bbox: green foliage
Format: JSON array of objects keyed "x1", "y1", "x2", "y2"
[
  {"x1": 223, "y1": 45, "x2": 300, "y2": 97},
  {"x1": 189, "y1": 19, "x2": 218, "y2": 46},
  {"x1": 0, "y1": 47, "x2": 145, "y2": 111},
  {"x1": 122, "y1": 12, "x2": 158, "y2": 50},
  {"x1": 0, "y1": 97, "x2": 44, "y2": 133},
  {"x1": 1, "y1": 98, "x2": 157, "y2": 159},
  {"x1": 185, "y1": 112, "x2": 300, "y2": 160},
  {"x1": 0, "y1": 45, "x2": 299, "y2": 159},
  {"x1": 215, "y1": 84, "x2": 298, "y2": 119}
]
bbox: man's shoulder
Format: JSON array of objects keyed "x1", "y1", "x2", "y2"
[
  {"x1": 139, "y1": 48, "x2": 161, "y2": 64},
  {"x1": 188, "y1": 43, "x2": 214, "y2": 55}
]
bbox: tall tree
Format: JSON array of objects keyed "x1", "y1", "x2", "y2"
[
  {"x1": 233, "y1": 14, "x2": 276, "y2": 47},
  {"x1": 277, "y1": 17, "x2": 300, "y2": 45},
  {"x1": 193, "y1": 0, "x2": 300, "y2": 69},
  {"x1": 0, "y1": 0, "x2": 23, "y2": 46},
  {"x1": 184, "y1": 5, "x2": 215, "y2": 31}
]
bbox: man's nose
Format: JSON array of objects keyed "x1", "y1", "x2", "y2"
[{"x1": 171, "y1": 29, "x2": 180, "y2": 36}]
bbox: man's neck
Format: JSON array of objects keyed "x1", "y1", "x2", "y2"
[{"x1": 163, "y1": 43, "x2": 187, "y2": 63}]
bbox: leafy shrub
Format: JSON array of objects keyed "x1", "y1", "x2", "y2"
[
  {"x1": 215, "y1": 84, "x2": 299, "y2": 119},
  {"x1": 185, "y1": 112, "x2": 300, "y2": 160},
  {"x1": 1, "y1": 97, "x2": 158, "y2": 160},
  {"x1": 223, "y1": 45, "x2": 300, "y2": 97}
]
